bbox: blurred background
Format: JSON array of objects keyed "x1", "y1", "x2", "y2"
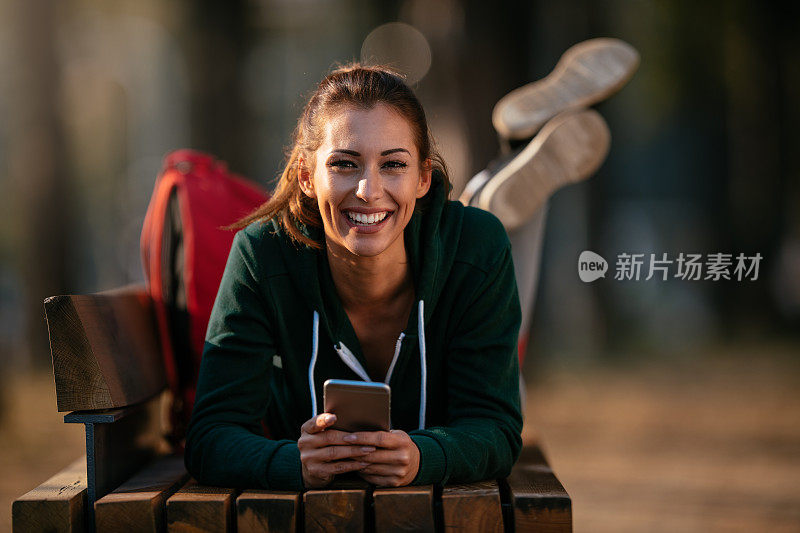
[{"x1": 1, "y1": 0, "x2": 798, "y2": 531}]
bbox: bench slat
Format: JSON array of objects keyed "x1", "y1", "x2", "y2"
[
  {"x1": 46, "y1": 286, "x2": 166, "y2": 412},
  {"x1": 236, "y1": 490, "x2": 300, "y2": 533},
  {"x1": 166, "y1": 479, "x2": 237, "y2": 532},
  {"x1": 94, "y1": 455, "x2": 188, "y2": 532},
  {"x1": 12, "y1": 457, "x2": 87, "y2": 533},
  {"x1": 303, "y1": 488, "x2": 366, "y2": 533},
  {"x1": 442, "y1": 479, "x2": 504, "y2": 532},
  {"x1": 373, "y1": 485, "x2": 435, "y2": 532},
  {"x1": 507, "y1": 445, "x2": 572, "y2": 532}
]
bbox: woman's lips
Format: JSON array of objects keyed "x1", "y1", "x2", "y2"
[{"x1": 341, "y1": 209, "x2": 394, "y2": 233}]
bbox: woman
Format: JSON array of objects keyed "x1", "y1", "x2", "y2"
[{"x1": 185, "y1": 64, "x2": 522, "y2": 490}]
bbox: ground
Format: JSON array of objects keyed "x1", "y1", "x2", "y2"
[
  {"x1": 523, "y1": 343, "x2": 800, "y2": 532},
  {"x1": 2, "y1": 343, "x2": 799, "y2": 532}
]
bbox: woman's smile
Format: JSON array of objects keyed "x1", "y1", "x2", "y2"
[{"x1": 341, "y1": 208, "x2": 394, "y2": 233}]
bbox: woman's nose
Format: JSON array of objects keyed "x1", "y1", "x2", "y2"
[{"x1": 355, "y1": 168, "x2": 384, "y2": 202}]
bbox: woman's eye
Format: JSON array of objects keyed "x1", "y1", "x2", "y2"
[
  {"x1": 328, "y1": 160, "x2": 356, "y2": 169},
  {"x1": 384, "y1": 160, "x2": 408, "y2": 169}
]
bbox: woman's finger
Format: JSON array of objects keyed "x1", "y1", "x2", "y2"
[
  {"x1": 358, "y1": 449, "x2": 411, "y2": 465},
  {"x1": 302, "y1": 445, "x2": 376, "y2": 463},
  {"x1": 300, "y1": 413, "x2": 336, "y2": 435},
  {"x1": 312, "y1": 460, "x2": 370, "y2": 478},
  {"x1": 358, "y1": 473, "x2": 403, "y2": 487},
  {"x1": 299, "y1": 429, "x2": 353, "y2": 449},
  {"x1": 358, "y1": 463, "x2": 405, "y2": 477},
  {"x1": 341, "y1": 430, "x2": 398, "y2": 448}
]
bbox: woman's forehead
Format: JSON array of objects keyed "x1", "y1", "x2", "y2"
[{"x1": 320, "y1": 104, "x2": 417, "y2": 155}]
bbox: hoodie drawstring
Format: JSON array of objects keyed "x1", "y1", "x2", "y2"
[
  {"x1": 307, "y1": 300, "x2": 428, "y2": 429},
  {"x1": 417, "y1": 300, "x2": 426, "y2": 430},
  {"x1": 309, "y1": 311, "x2": 320, "y2": 418},
  {"x1": 334, "y1": 342, "x2": 372, "y2": 382},
  {"x1": 384, "y1": 332, "x2": 404, "y2": 385}
]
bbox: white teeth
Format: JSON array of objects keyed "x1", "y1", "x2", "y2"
[{"x1": 345, "y1": 211, "x2": 388, "y2": 225}]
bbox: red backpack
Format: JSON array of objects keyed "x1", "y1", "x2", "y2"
[{"x1": 140, "y1": 150, "x2": 269, "y2": 444}]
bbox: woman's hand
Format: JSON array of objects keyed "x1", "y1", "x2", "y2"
[
  {"x1": 298, "y1": 413, "x2": 376, "y2": 489},
  {"x1": 343, "y1": 429, "x2": 420, "y2": 487}
]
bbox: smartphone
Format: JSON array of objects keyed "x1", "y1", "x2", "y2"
[{"x1": 323, "y1": 379, "x2": 391, "y2": 432}]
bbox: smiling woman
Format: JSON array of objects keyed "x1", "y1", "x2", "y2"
[{"x1": 184, "y1": 64, "x2": 523, "y2": 491}]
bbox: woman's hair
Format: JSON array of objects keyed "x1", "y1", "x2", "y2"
[{"x1": 226, "y1": 62, "x2": 451, "y2": 248}]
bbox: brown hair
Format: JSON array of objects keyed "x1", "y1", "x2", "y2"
[{"x1": 225, "y1": 62, "x2": 451, "y2": 248}]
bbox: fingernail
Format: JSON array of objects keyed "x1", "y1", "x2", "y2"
[
  {"x1": 325, "y1": 414, "x2": 336, "y2": 423},
  {"x1": 343, "y1": 434, "x2": 356, "y2": 442},
  {"x1": 359, "y1": 462, "x2": 370, "y2": 467},
  {"x1": 361, "y1": 447, "x2": 375, "y2": 453}
]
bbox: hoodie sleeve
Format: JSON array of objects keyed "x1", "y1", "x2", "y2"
[
  {"x1": 409, "y1": 231, "x2": 523, "y2": 485},
  {"x1": 184, "y1": 230, "x2": 304, "y2": 491}
]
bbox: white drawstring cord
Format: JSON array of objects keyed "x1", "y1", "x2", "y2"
[
  {"x1": 418, "y1": 300, "x2": 427, "y2": 430},
  {"x1": 335, "y1": 342, "x2": 372, "y2": 382},
  {"x1": 309, "y1": 311, "x2": 319, "y2": 418},
  {"x1": 384, "y1": 333, "x2": 405, "y2": 384}
]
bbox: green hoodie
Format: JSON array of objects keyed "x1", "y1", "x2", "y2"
[{"x1": 185, "y1": 177, "x2": 523, "y2": 491}]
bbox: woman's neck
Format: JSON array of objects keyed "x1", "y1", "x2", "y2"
[{"x1": 325, "y1": 235, "x2": 413, "y2": 311}]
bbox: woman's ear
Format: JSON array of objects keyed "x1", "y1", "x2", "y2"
[
  {"x1": 416, "y1": 158, "x2": 433, "y2": 198},
  {"x1": 297, "y1": 156, "x2": 316, "y2": 199}
]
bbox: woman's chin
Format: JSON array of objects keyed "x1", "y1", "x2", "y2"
[
  {"x1": 340, "y1": 237, "x2": 389, "y2": 258},
  {"x1": 335, "y1": 228, "x2": 404, "y2": 258}
]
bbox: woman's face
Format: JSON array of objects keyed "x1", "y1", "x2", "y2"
[{"x1": 300, "y1": 103, "x2": 432, "y2": 259}]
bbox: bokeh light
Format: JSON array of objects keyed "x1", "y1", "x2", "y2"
[{"x1": 360, "y1": 22, "x2": 432, "y2": 85}]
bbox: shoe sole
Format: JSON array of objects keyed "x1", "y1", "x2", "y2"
[
  {"x1": 492, "y1": 38, "x2": 639, "y2": 140},
  {"x1": 477, "y1": 109, "x2": 610, "y2": 230}
]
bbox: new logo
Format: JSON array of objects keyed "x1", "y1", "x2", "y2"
[{"x1": 578, "y1": 251, "x2": 608, "y2": 282}]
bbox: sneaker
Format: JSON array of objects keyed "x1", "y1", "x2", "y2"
[
  {"x1": 457, "y1": 149, "x2": 519, "y2": 206},
  {"x1": 476, "y1": 109, "x2": 610, "y2": 230},
  {"x1": 492, "y1": 38, "x2": 639, "y2": 141}
]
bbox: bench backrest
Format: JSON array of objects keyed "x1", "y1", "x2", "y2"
[{"x1": 46, "y1": 285, "x2": 166, "y2": 411}]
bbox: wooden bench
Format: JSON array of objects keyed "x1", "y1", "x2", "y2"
[{"x1": 12, "y1": 286, "x2": 571, "y2": 532}]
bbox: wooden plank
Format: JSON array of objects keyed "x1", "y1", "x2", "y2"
[
  {"x1": 12, "y1": 456, "x2": 87, "y2": 533},
  {"x1": 442, "y1": 480, "x2": 504, "y2": 532},
  {"x1": 236, "y1": 490, "x2": 300, "y2": 533},
  {"x1": 166, "y1": 479, "x2": 236, "y2": 532},
  {"x1": 94, "y1": 455, "x2": 188, "y2": 532},
  {"x1": 46, "y1": 285, "x2": 167, "y2": 412},
  {"x1": 507, "y1": 445, "x2": 572, "y2": 532},
  {"x1": 303, "y1": 488, "x2": 366, "y2": 533},
  {"x1": 373, "y1": 485, "x2": 435, "y2": 532}
]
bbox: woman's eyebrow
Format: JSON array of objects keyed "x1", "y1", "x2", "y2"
[
  {"x1": 331, "y1": 148, "x2": 410, "y2": 156},
  {"x1": 381, "y1": 148, "x2": 410, "y2": 156}
]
